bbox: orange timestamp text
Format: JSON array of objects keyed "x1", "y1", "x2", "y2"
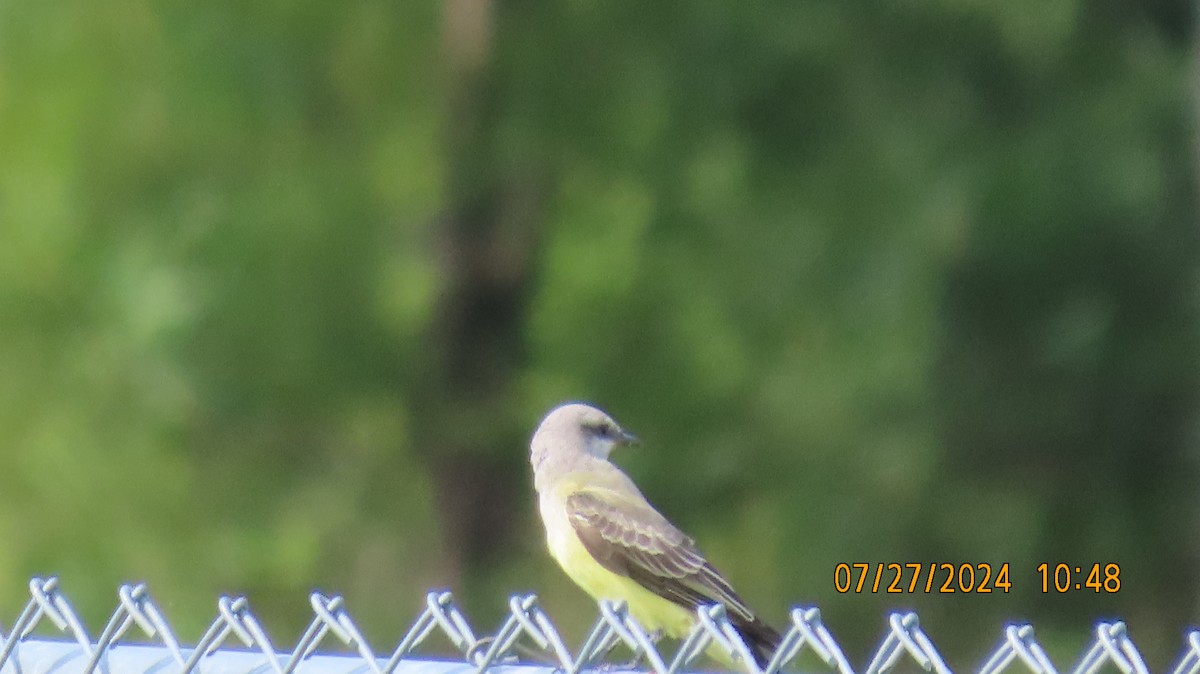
[
  {"x1": 834, "y1": 562, "x2": 1011, "y2": 594},
  {"x1": 1036, "y1": 563, "x2": 1120, "y2": 593}
]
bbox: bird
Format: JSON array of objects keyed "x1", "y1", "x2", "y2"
[{"x1": 530, "y1": 402, "x2": 781, "y2": 668}]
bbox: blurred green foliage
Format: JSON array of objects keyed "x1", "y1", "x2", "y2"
[{"x1": 0, "y1": 0, "x2": 1196, "y2": 668}]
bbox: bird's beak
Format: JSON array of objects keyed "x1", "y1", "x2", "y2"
[{"x1": 618, "y1": 430, "x2": 641, "y2": 447}]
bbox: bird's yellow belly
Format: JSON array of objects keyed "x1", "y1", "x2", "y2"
[{"x1": 539, "y1": 494, "x2": 694, "y2": 638}]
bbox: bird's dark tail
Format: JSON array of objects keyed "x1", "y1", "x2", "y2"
[{"x1": 734, "y1": 615, "x2": 783, "y2": 668}]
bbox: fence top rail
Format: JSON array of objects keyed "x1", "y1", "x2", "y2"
[{"x1": 0, "y1": 578, "x2": 1190, "y2": 674}]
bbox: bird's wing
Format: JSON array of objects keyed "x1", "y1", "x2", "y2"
[{"x1": 565, "y1": 489, "x2": 757, "y2": 621}]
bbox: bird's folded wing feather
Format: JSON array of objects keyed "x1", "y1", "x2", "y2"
[{"x1": 565, "y1": 490, "x2": 756, "y2": 621}]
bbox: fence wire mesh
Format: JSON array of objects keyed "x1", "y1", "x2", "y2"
[{"x1": 0, "y1": 577, "x2": 1193, "y2": 674}]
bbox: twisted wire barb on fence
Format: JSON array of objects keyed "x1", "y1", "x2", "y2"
[{"x1": 0, "y1": 577, "x2": 1191, "y2": 674}]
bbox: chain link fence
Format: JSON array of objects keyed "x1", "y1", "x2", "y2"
[{"x1": 0, "y1": 577, "x2": 1191, "y2": 674}]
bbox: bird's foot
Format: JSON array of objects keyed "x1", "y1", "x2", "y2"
[{"x1": 598, "y1": 631, "x2": 665, "y2": 672}]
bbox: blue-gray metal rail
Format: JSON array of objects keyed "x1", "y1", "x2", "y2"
[{"x1": 0, "y1": 577, "x2": 1193, "y2": 674}]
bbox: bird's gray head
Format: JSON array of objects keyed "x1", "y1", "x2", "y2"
[{"x1": 530, "y1": 403, "x2": 639, "y2": 472}]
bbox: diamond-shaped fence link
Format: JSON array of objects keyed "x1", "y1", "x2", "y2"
[{"x1": 0, "y1": 578, "x2": 1191, "y2": 674}]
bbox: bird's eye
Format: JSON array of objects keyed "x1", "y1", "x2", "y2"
[{"x1": 594, "y1": 423, "x2": 611, "y2": 437}]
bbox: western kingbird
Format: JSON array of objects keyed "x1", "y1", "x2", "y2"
[{"x1": 530, "y1": 402, "x2": 781, "y2": 667}]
